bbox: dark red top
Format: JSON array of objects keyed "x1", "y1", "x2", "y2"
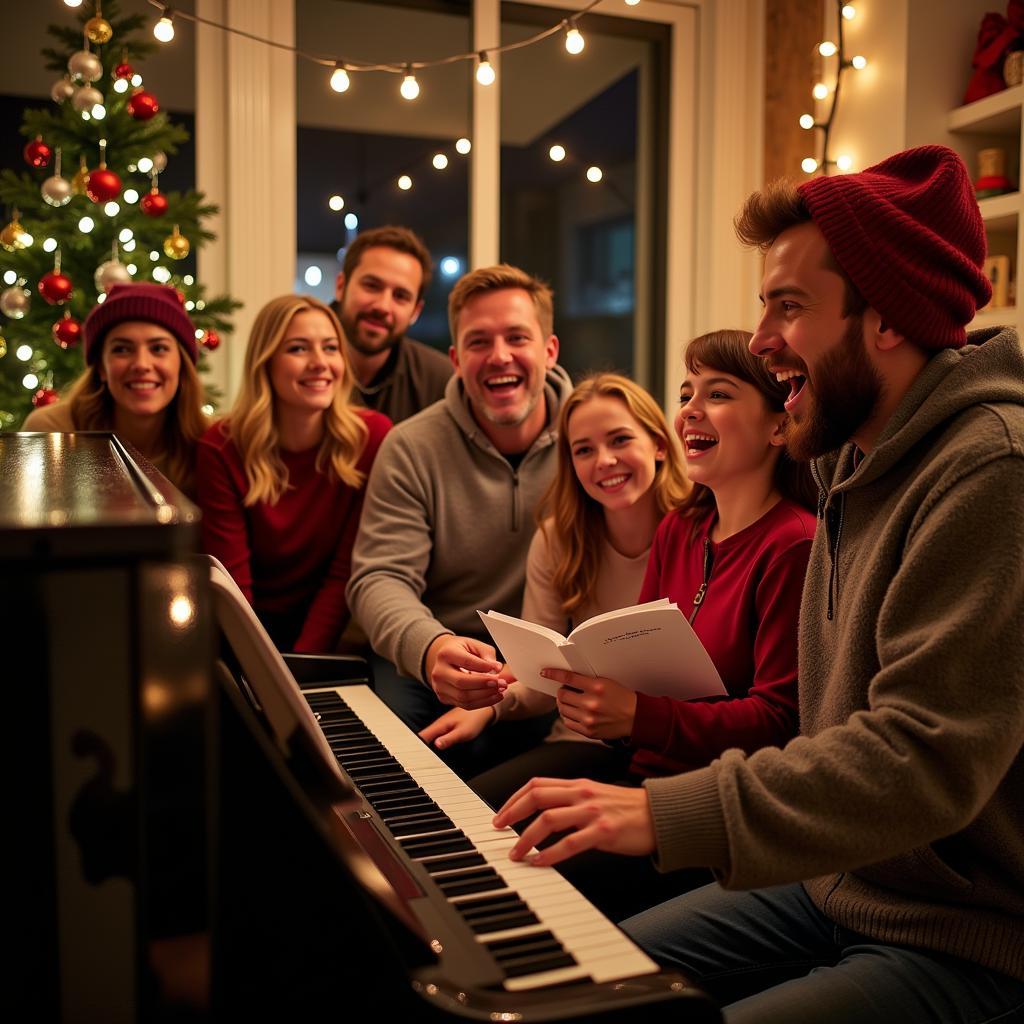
[
  {"x1": 630, "y1": 497, "x2": 816, "y2": 777},
  {"x1": 195, "y1": 409, "x2": 390, "y2": 653}
]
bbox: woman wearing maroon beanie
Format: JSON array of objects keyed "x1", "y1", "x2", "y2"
[{"x1": 22, "y1": 282, "x2": 206, "y2": 495}]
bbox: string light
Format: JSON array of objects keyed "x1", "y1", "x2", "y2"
[
  {"x1": 119, "y1": 228, "x2": 134, "y2": 243},
  {"x1": 43, "y1": 238, "x2": 58, "y2": 253},
  {"x1": 131, "y1": 73, "x2": 143, "y2": 86},
  {"x1": 398, "y1": 174, "x2": 412, "y2": 191},
  {"x1": 549, "y1": 144, "x2": 566, "y2": 162},
  {"x1": 813, "y1": 82, "x2": 829, "y2": 100},
  {"x1": 124, "y1": 189, "x2": 139, "y2": 204},
  {"x1": 565, "y1": 24, "x2": 585, "y2": 55},
  {"x1": 455, "y1": 138, "x2": 472, "y2": 155},
  {"x1": 440, "y1": 256, "x2": 461, "y2": 277},
  {"x1": 625, "y1": 0, "x2": 641, "y2": 5},
  {"x1": 22, "y1": 374, "x2": 39, "y2": 390},
  {"x1": 104, "y1": 201, "x2": 120, "y2": 216},
  {"x1": 330, "y1": 66, "x2": 351, "y2": 93},
  {"x1": 818, "y1": 41, "x2": 837, "y2": 57},
  {"x1": 836, "y1": 154, "x2": 854, "y2": 171},
  {"x1": 92, "y1": 104, "x2": 106, "y2": 119},
  {"x1": 154, "y1": 14, "x2": 175, "y2": 43},
  {"x1": 78, "y1": 216, "x2": 95, "y2": 233},
  {"x1": 476, "y1": 53, "x2": 495, "y2": 86},
  {"x1": 801, "y1": 157, "x2": 819, "y2": 173},
  {"x1": 2, "y1": 271, "x2": 15, "y2": 284},
  {"x1": 841, "y1": 4, "x2": 856, "y2": 19},
  {"x1": 851, "y1": 54, "x2": 867, "y2": 69},
  {"x1": 16, "y1": 345, "x2": 33, "y2": 361},
  {"x1": 64, "y1": 0, "x2": 82, "y2": 6},
  {"x1": 127, "y1": 264, "x2": 137, "y2": 275},
  {"x1": 344, "y1": 212, "x2": 358, "y2": 230},
  {"x1": 113, "y1": 78, "x2": 129, "y2": 94},
  {"x1": 400, "y1": 68, "x2": 420, "y2": 100},
  {"x1": 138, "y1": 157, "x2": 154, "y2": 174},
  {"x1": 586, "y1": 166, "x2": 603, "y2": 182},
  {"x1": 328, "y1": 194, "x2": 344, "y2": 211},
  {"x1": 799, "y1": 113, "x2": 815, "y2": 130},
  {"x1": 432, "y1": 153, "x2": 449, "y2": 170}
]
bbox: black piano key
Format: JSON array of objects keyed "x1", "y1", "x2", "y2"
[
  {"x1": 437, "y1": 870, "x2": 505, "y2": 898},
  {"x1": 485, "y1": 930, "x2": 559, "y2": 954},
  {"x1": 359, "y1": 778, "x2": 420, "y2": 797},
  {"x1": 422, "y1": 852, "x2": 486, "y2": 874},
  {"x1": 381, "y1": 807, "x2": 449, "y2": 826},
  {"x1": 374, "y1": 799, "x2": 437, "y2": 820},
  {"x1": 399, "y1": 832, "x2": 475, "y2": 859},
  {"x1": 388, "y1": 815, "x2": 454, "y2": 838},
  {"x1": 454, "y1": 892, "x2": 528, "y2": 917},
  {"x1": 367, "y1": 787, "x2": 428, "y2": 808},
  {"x1": 502, "y1": 954, "x2": 577, "y2": 978},
  {"x1": 467, "y1": 911, "x2": 541, "y2": 935},
  {"x1": 487, "y1": 936, "x2": 564, "y2": 962}
]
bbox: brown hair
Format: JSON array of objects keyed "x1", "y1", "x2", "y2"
[
  {"x1": 674, "y1": 329, "x2": 818, "y2": 520},
  {"x1": 63, "y1": 344, "x2": 206, "y2": 494},
  {"x1": 447, "y1": 264, "x2": 554, "y2": 342},
  {"x1": 225, "y1": 294, "x2": 368, "y2": 506},
  {"x1": 342, "y1": 225, "x2": 432, "y2": 300},
  {"x1": 734, "y1": 178, "x2": 868, "y2": 318},
  {"x1": 538, "y1": 373, "x2": 690, "y2": 617}
]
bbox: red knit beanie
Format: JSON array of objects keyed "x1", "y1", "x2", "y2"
[
  {"x1": 798, "y1": 145, "x2": 991, "y2": 349},
  {"x1": 83, "y1": 282, "x2": 199, "y2": 364}
]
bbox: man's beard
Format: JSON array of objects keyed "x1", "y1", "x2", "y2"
[
  {"x1": 785, "y1": 316, "x2": 884, "y2": 461},
  {"x1": 339, "y1": 309, "x2": 403, "y2": 357}
]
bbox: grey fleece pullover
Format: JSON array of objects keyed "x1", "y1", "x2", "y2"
[
  {"x1": 347, "y1": 366, "x2": 574, "y2": 683},
  {"x1": 644, "y1": 327, "x2": 1024, "y2": 980}
]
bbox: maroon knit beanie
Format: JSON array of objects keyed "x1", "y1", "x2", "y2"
[
  {"x1": 798, "y1": 145, "x2": 991, "y2": 349},
  {"x1": 83, "y1": 282, "x2": 198, "y2": 364}
]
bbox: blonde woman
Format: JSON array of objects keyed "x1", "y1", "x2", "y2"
[
  {"x1": 421, "y1": 373, "x2": 690, "y2": 802},
  {"x1": 23, "y1": 283, "x2": 206, "y2": 495},
  {"x1": 196, "y1": 294, "x2": 390, "y2": 653}
]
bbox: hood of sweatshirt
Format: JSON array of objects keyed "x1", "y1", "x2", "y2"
[
  {"x1": 441, "y1": 363, "x2": 575, "y2": 459},
  {"x1": 815, "y1": 326, "x2": 1024, "y2": 494}
]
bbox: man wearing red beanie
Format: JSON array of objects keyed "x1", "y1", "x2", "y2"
[{"x1": 492, "y1": 147, "x2": 1024, "y2": 1022}]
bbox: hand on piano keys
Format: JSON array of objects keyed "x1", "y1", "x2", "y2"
[{"x1": 493, "y1": 778, "x2": 657, "y2": 867}]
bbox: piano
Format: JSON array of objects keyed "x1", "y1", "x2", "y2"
[{"x1": 11, "y1": 431, "x2": 719, "y2": 1022}]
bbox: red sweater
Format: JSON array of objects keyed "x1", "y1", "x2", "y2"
[
  {"x1": 630, "y1": 498, "x2": 815, "y2": 777},
  {"x1": 195, "y1": 410, "x2": 390, "y2": 653}
]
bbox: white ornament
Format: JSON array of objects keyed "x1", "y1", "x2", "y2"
[
  {"x1": 94, "y1": 259, "x2": 132, "y2": 292},
  {"x1": 68, "y1": 49, "x2": 103, "y2": 83},
  {"x1": 41, "y1": 175, "x2": 73, "y2": 207},
  {"x1": 72, "y1": 85, "x2": 104, "y2": 113},
  {"x1": 0, "y1": 287, "x2": 31, "y2": 319},
  {"x1": 51, "y1": 77, "x2": 75, "y2": 104}
]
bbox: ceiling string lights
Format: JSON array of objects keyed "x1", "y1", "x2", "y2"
[{"x1": 799, "y1": 1, "x2": 868, "y2": 175}]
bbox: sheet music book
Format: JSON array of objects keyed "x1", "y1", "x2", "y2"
[{"x1": 478, "y1": 598, "x2": 727, "y2": 700}]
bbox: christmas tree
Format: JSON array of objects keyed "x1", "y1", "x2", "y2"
[{"x1": 0, "y1": 0, "x2": 238, "y2": 427}]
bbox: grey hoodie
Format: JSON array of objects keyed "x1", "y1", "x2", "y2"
[
  {"x1": 645, "y1": 327, "x2": 1024, "y2": 979},
  {"x1": 347, "y1": 365, "x2": 574, "y2": 682}
]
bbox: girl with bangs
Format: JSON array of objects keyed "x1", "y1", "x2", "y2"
[
  {"x1": 420, "y1": 372, "x2": 690, "y2": 803},
  {"x1": 196, "y1": 294, "x2": 390, "y2": 653}
]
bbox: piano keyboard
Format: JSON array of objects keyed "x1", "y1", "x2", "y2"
[{"x1": 304, "y1": 684, "x2": 659, "y2": 993}]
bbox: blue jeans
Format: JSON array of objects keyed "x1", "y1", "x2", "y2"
[{"x1": 622, "y1": 882, "x2": 1024, "y2": 1024}]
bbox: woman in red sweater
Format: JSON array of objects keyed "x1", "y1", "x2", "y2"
[{"x1": 196, "y1": 294, "x2": 390, "y2": 653}]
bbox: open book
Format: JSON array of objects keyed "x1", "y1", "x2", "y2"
[{"x1": 478, "y1": 599, "x2": 726, "y2": 700}]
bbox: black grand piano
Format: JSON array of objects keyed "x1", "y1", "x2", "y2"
[{"x1": 7, "y1": 431, "x2": 719, "y2": 1022}]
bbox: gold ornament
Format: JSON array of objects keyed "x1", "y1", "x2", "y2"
[
  {"x1": 85, "y1": 16, "x2": 113, "y2": 45},
  {"x1": 72, "y1": 155, "x2": 90, "y2": 196},
  {"x1": 0, "y1": 336, "x2": 6, "y2": 359},
  {"x1": 163, "y1": 225, "x2": 190, "y2": 260},
  {"x1": 0, "y1": 214, "x2": 27, "y2": 252}
]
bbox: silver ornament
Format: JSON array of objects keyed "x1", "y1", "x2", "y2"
[
  {"x1": 68, "y1": 49, "x2": 103, "y2": 83},
  {"x1": 72, "y1": 85, "x2": 104, "y2": 113},
  {"x1": 151, "y1": 151, "x2": 167, "y2": 173},
  {"x1": 51, "y1": 77, "x2": 75, "y2": 104},
  {"x1": 0, "y1": 286, "x2": 31, "y2": 320},
  {"x1": 41, "y1": 175, "x2": 73, "y2": 207},
  {"x1": 94, "y1": 259, "x2": 132, "y2": 292}
]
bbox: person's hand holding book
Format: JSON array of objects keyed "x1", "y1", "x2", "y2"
[{"x1": 544, "y1": 668, "x2": 638, "y2": 740}]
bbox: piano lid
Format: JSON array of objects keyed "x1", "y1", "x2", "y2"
[{"x1": 0, "y1": 431, "x2": 199, "y2": 561}]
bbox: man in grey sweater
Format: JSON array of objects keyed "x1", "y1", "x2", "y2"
[
  {"x1": 493, "y1": 148, "x2": 1024, "y2": 1021},
  {"x1": 347, "y1": 264, "x2": 573, "y2": 749}
]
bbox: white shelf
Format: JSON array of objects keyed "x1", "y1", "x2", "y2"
[
  {"x1": 979, "y1": 192, "x2": 1022, "y2": 232},
  {"x1": 948, "y1": 85, "x2": 1023, "y2": 134},
  {"x1": 970, "y1": 305, "x2": 1018, "y2": 331}
]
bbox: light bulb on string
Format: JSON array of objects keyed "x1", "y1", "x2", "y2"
[
  {"x1": 586, "y1": 166, "x2": 603, "y2": 183},
  {"x1": 398, "y1": 174, "x2": 412, "y2": 191},
  {"x1": 842, "y1": 5, "x2": 856, "y2": 19},
  {"x1": 455, "y1": 137, "x2": 471, "y2": 155},
  {"x1": 851, "y1": 55, "x2": 867, "y2": 70},
  {"x1": 799, "y1": 113, "x2": 815, "y2": 130},
  {"x1": 154, "y1": 14, "x2": 175, "y2": 43},
  {"x1": 330, "y1": 66, "x2": 351, "y2": 93},
  {"x1": 138, "y1": 157, "x2": 154, "y2": 174},
  {"x1": 400, "y1": 67, "x2": 420, "y2": 100},
  {"x1": 113, "y1": 78, "x2": 129, "y2": 94},
  {"x1": 549, "y1": 144, "x2": 566, "y2": 162},
  {"x1": 625, "y1": 0, "x2": 641, "y2": 5},
  {"x1": 565, "y1": 24, "x2": 585, "y2": 55},
  {"x1": 476, "y1": 53, "x2": 495, "y2": 86},
  {"x1": 64, "y1": 0, "x2": 83, "y2": 7},
  {"x1": 818, "y1": 41, "x2": 837, "y2": 57},
  {"x1": 801, "y1": 157, "x2": 819, "y2": 174},
  {"x1": 432, "y1": 153, "x2": 448, "y2": 170},
  {"x1": 836, "y1": 154, "x2": 854, "y2": 172},
  {"x1": 344, "y1": 212, "x2": 358, "y2": 230},
  {"x1": 328, "y1": 194, "x2": 344, "y2": 211},
  {"x1": 812, "y1": 82, "x2": 829, "y2": 100}
]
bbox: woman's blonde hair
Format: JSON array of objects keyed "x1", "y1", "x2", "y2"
[
  {"x1": 62, "y1": 344, "x2": 206, "y2": 494},
  {"x1": 226, "y1": 294, "x2": 368, "y2": 506},
  {"x1": 539, "y1": 373, "x2": 690, "y2": 617}
]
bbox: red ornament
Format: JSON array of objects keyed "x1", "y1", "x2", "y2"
[
  {"x1": 201, "y1": 329, "x2": 221, "y2": 351},
  {"x1": 140, "y1": 190, "x2": 168, "y2": 217},
  {"x1": 127, "y1": 89, "x2": 160, "y2": 121},
  {"x1": 53, "y1": 315, "x2": 83, "y2": 349},
  {"x1": 114, "y1": 62, "x2": 134, "y2": 80},
  {"x1": 32, "y1": 387, "x2": 60, "y2": 409},
  {"x1": 24, "y1": 137, "x2": 53, "y2": 169},
  {"x1": 86, "y1": 167, "x2": 122, "y2": 203},
  {"x1": 38, "y1": 271, "x2": 74, "y2": 305}
]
